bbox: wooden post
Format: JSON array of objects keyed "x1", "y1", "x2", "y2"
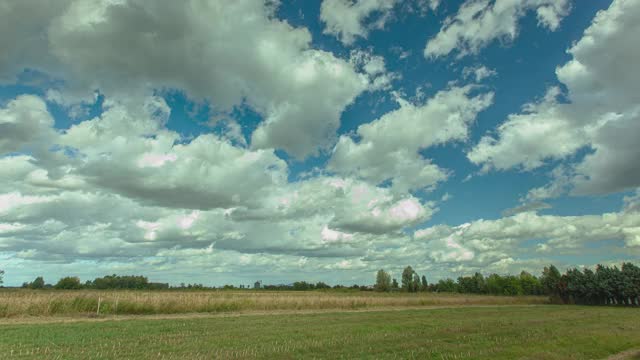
[{"x1": 97, "y1": 297, "x2": 102, "y2": 316}]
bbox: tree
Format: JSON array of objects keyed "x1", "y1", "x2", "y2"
[
  {"x1": 412, "y1": 273, "x2": 421, "y2": 292},
  {"x1": 541, "y1": 264, "x2": 567, "y2": 302},
  {"x1": 54, "y1": 276, "x2": 82, "y2": 290},
  {"x1": 292, "y1": 281, "x2": 313, "y2": 291},
  {"x1": 401, "y1": 266, "x2": 415, "y2": 292},
  {"x1": 26, "y1": 276, "x2": 45, "y2": 289},
  {"x1": 421, "y1": 275, "x2": 428, "y2": 292},
  {"x1": 436, "y1": 278, "x2": 458, "y2": 293},
  {"x1": 0, "y1": 269, "x2": 4, "y2": 286},
  {"x1": 391, "y1": 278, "x2": 399, "y2": 290},
  {"x1": 519, "y1": 271, "x2": 542, "y2": 295},
  {"x1": 375, "y1": 269, "x2": 391, "y2": 292}
]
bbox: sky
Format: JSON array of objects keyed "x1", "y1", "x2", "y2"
[{"x1": 0, "y1": 0, "x2": 639, "y2": 287}]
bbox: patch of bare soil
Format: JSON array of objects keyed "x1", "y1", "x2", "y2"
[{"x1": 606, "y1": 349, "x2": 640, "y2": 360}]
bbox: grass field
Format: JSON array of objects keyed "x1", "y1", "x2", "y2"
[
  {"x1": 0, "y1": 306, "x2": 639, "y2": 359},
  {"x1": 0, "y1": 289, "x2": 546, "y2": 317}
]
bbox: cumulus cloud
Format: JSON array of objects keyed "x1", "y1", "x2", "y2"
[
  {"x1": 320, "y1": 0, "x2": 399, "y2": 45},
  {"x1": 329, "y1": 86, "x2": 493, "y2": 192},
  {"x1": 469, "y1": 0, "x2": 640, "y2": 196},
  {"x1": 0, "y1": 93, "x2": 435, "y2": 273},
  {"x1": 349, "y1": 49, "x2": 400, "y2": 91},
  {"x1": 0, "y1": 95, "x2": 58, "y2": 156},
  {"x1": 1, "y1": 0, "x2": 638, "y2": 286},
  {"x1": 1, "y1": 0, "x2": 370, "y2": 159},
  {"x1": 229, "y1": 176, "x2": 434, "y2": 235},
  {"x1": 414, "y1": 208, "x2": 640, "y2": 271},
  {"x1": 425, "y1": 0, "x2": 571, "y2": 58}
]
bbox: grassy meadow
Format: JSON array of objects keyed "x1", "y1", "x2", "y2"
[
  {"x1": 0, "y1": 306, "x2": 639, "y2": 359},
  {"x1": 0, "y1": 289, "x2": 546, "y2": 318}
]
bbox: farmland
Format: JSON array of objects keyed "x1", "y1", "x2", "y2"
[{"x1": 0, "y1": 305, "x2": 639, "y2": 359}]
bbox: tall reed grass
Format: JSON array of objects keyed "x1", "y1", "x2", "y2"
[{"x1": 0, "y1": 289, "x2": 547, "y2": 318}]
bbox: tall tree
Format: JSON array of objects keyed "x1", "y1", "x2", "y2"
[
  {"x1": 0, "y1": 269, "x2": 4, "y2": 286},
  {"x1": 375, "y1": 269, "x2": 391, "y2": 292},
  {"x1": 541, "y1": 265, "x2": 562, "y2": 296},
  {"x1": 412, "y1": 273, "x2": 421, "y2": 292},
  {"x1": 421, "y1": 275, "x2": 428, "y2": 292},
  {"x1": 401, "y1": 266, "x2": 415, "y2": 292}
]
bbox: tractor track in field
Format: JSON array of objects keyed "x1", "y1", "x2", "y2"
[
  {"x1": 606, "y1": 349, "x2": 640, "y2": 360},
  {"x1": 0, "y1": 304, "x2": 545, "y2": 325}
]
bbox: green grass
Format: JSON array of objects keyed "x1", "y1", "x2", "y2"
[{"x1": 0, "y1": 306, "x2": 638, "y2": 359}]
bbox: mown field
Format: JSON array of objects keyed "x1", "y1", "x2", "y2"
[
  {"x1": 0, "y1": 289, "x2": 546, "y2": 317},
  {"x1": 0, "y1": 306, "x2": 639, "y2": 359}
]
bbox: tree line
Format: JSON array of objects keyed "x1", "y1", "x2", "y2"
[
  {"x1": 541, "y1": 263, "x2": 640, "y2": 305},
  {"x1": 375, "y1": 263, "x2": 640, "y2": 306},
  {"x1": 3, "y1": 262, "x2": 639, "y2": 305},
  {"x1": 21, "y1": 274, "x2": 170, "y2": 290}
]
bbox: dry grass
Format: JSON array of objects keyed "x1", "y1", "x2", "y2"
[{"x1": 0, "y1": 289, "x2": 547, "y2": 318}]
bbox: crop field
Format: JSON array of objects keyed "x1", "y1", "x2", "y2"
[
  {"x1": 0, "y1": 289, "x2": 546, "y2": 317},
  {"x1": 0, "y1": 305, "x2": 639, "y2": 359}
]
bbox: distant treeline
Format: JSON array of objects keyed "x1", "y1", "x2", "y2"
[
  {"x1": 9, "y1": 262, "x2": 640, "y2": 306},
  {"x1": 22, "y1": 275, "x2": 169, "y2": 290},
  {"x1": 375, "y1": 263, "x2": 640, "y2": 306}
]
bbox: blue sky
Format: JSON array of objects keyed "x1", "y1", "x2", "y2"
[{"x1": 0, "y1": 0, "x2": 638, "y2": 286}]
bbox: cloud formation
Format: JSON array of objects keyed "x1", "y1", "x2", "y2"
[
  {"x1": 468, "y1": 0, "x2": 640, "y2": 196},
  {"x1": 0, "y1": 0, "x2": 638, "y2": 286},
  {"x1": 329, "y1": 86, "x2": 493, "y2": 192},
  {"x1": 425, "y1": 0, "x2": 571, "y2": 58}
]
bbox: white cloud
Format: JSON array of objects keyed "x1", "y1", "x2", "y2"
[
  {"x1": 320, "y1": 0, "x2": 398, "y2": 45},
  {"x1": 0, "y1": 0, "x2": 370, "y2": 159},
  {"x1": 329, "y1": 86, "x2": 493, "y2": 192},
  {"x1": 468, "y1": 0, "x2": 640, "y2": 196},
  {"x1": 0, "y1": 95, "x2": 58, "y2": 156},
  {"x1": 0, "y1": 93, "x2": 437, "y2": 271},
  {"x1": 350, "y1": 49, "x2": 400, "y2": 91},
  {"x1": 415, "y1": 208, "x2": 640, "y2": 269},
  {"x1": 230, "y1": 176, "x2": 434, "y2": 235},
  {"x1": 462, "y1": 65, "x2": 497, "y2": 82},
  {"x1": 425, "y1": 0, "x2": 571, "y2": 58},
  {"x1": 468, "y1": 87, "x2": 585, "y2": 171},
  {"x1": 1, "y1": 0, "x2": 637, "y2": 286}
]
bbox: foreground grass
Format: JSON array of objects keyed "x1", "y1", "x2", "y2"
[
  {"x1": 0, "y1": 306, "x2": 638, "y2": 359},
  {"x1": 0, "y1": 289, "x2": 546, "y2": 317}
]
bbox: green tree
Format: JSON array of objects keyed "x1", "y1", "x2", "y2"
[
  {"x1": 54, "y1": 276, "x2": 82, "y2": 290},
  {"x1": 421, "y1": 275, "x2": 428, "y2": 292},
  {"x1": 401, "y1": 266, "x2": 415, "y2": 292},
  {"x1": 0, "y1": 269, "x2": 4, "y2": 286},
  {"x1": 30, "y1": 276, "x2": 45, "y2": 289},
  {"x1": 519, "y1": 271, "x2": 542, "y2": 295},
  {"x1": 375, "y1": 269, "x2": 391, "y2": 292},
  {"x1": 412, "y1": 273, "x2": 421, "y2": 292},
  {"x1": 391, "y1": 278, "x2": 399, "y2": 290},
  {"x1": 436, "y1": 278, "x2": 458, "y2": 292},
  {"x1": 541, "y1": 265, "x2": 567, "y2": 303},
  {"x1": 292, "y1": 281, "x2": 313, "y2": 291},
  {"x1": 502, "y1": 275, "x2": 523, "y2": 296}
]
